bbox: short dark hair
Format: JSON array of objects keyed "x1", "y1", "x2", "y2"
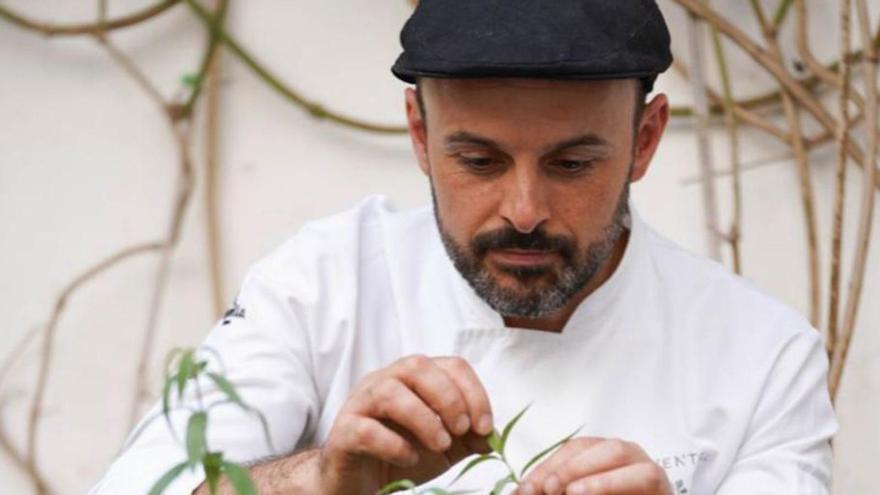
[{"x1": 414, "y1": 78, "x2": 647, "y2": 131}]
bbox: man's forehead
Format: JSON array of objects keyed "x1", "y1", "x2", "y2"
[{"x1": 421, "y1": 77, "x2": 637, "y2": 103}]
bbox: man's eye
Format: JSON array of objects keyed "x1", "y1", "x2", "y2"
[
  {"x1": 553, "y1": 160, "x2": 592, "y2": 173},
  {"x1": 457, "y1": 156, "x2": 496, "y2": 171}
]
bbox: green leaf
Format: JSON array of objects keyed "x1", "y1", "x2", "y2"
[
  {"x1": 147, "y1": 461, "x2": 188, "y2": 495},
  {"x1": 487, "y1": 428, "x2": 503, "y2": 454},
  {"x1": 253, "y1": 409, "x2": 276, "y2": 453},
  {"x1": 222, "y1": 461, "x2": 258, "y2": 495},
  {"x1": 203, "y1": 452, "x2": 224, "y2": 495},
  {"x1": 206, "y1": 372, "x2": 245, "y2": 408},
  {"x1": 420, "y1": 488, "x2": 480, "y2": 495},
  {"x1": 186, "y1": 412, "x2": 208, "y2": 468},
  {"x1": 181, "y1": 73, "x2": 201, "y2": 88},
  {"x1": 489, "y1": 474, "x2": 514, "y2": 495},
  {"x1": 205, "y1": 371, "x2": 275, "y2": 453},
  {"x1": 376, "y1": 479, "x2": 416, "y2": 495},
  {"x1": 449, "y1": 453, "x2": 499, "y2": 485},
  {"x1": 519, "y1": 425, "x2": 583, "y2": 478},
  {"x1": 499, "y1": 403, "x2": 531, "y2": 455},
  {"x1": 177, "y1": 350, "x2": 196, "y2": 400},
  {"x1": 162, "y1": 371, "x2": 178, "y2": 419}
]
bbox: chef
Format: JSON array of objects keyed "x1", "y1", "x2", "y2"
[{"x1": 90, "y1": 0, "x2": 837, "y2": 494}]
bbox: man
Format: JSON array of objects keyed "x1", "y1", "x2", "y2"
[{"x1": 90, "y1": 1, "x2": 837, "y2": 494}]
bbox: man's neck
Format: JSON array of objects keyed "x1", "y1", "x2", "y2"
[{"x1": 502, "y1": 229, "x2": 630, "y2": 333}]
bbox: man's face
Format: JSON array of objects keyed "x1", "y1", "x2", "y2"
[{"x1": 406, "y1": 78, "x2": 665, "y2": 318}]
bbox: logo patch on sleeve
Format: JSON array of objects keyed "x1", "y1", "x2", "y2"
[{"x1": 222, "y1": 299, "x2": 246, "y2": 325}]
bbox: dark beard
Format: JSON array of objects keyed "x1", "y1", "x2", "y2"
[{"x1": 434, "y1": 182, "x2": 631, "y2": 318}]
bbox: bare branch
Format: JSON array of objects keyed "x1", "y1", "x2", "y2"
[
  {"x1": 827, "y1": 0, "x2": 854, "y2": 366},
  {"x1": 182, "y1": 0, "x2": 409, "y2": 134},
  {"x1": 0, "y1": 1, "x2": 179, "y2": 37},
  {"x1": 831, "y1": 0, "x2": 880, "y2": 401}
]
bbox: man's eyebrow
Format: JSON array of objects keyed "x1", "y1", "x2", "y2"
[
  {"x1": 443, "y1": 131, "x2": 504, "y2": 151},
  {"x1": 541, "y1": 133, "x2": 612, "y2": 156},
  {"x1": 443, "y1": 131, "x2": 612, "y2": 156}
]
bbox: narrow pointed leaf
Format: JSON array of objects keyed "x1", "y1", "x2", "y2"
[
  {"x1": 376, "y1": 479, "x2": 416, "y2": 495},
  {"x1": 186, "y1": 412, "x2": 208, "y2": 467},
  {"x1": 499, "y1": 403, "x2": 531, "y2": 454},
  {"x1": 222, "y1": 462, "x2": 258, "y2": 495},
  {"x1": 147, "y1": 461, "x2": 188, "y2": 495},
  {"x1": 177, "y1": 350, "x2": 196, "y2": 399},
  {"x1": 253, "y1": 409, "x2": 276, "y2": 454},
  {"x1": 449, "y1": 453, "x2": 499, "y2": 485},
  {"x1": 489, "y1": 474, "x2": 514, "y2": 495},
  {"x1": 487, "y1": 428, "x2": 503, "y2": 454},
  {"x1": 162, "y1": 371, "x2": 179, "y2": 419},
  {"x1": 206, "y1": 372, "x2": 245, "y2": 408},
  {"x1": 519, "y1": 425, "x2": 583, "y2": 477},
  {"x1": 205, "y1": 462, "x2": 221, "y2": 494}
]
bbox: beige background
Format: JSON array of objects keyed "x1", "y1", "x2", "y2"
[{"x1": 0, "y1": 0, "x2": 877, "y2": 493}]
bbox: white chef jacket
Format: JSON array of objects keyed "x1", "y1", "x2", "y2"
[{"x1": 89, "y1": 195, "x2": 837, "y2": 495}]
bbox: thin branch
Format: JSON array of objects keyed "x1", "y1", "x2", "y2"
[
  {"x1": 831, "y1": 0, "x2": 880, "y2": 401},
  {"x1": 772, "y1": 0, "x2": 795, "y2": 30},
  {"x1": 0, "y1": 327, "x2": 42, "y2": 392},
  {"x1": 708, "y1": 3, "x2": 743, "y2": 273},
  {"x1": 681, "y1": 150, "x2": 794, "y2": 185},
  {"x1": 794, "y1": 0, "x2": 866, "y2": 113},
  {"x1": 752, "y1": 2, "x2": 823, "y2": 328},
  {"x1": 0, "y1": 399, "x2": 52, "y2": 495},
  {"x1": 182, "y1": 0, "x2": 409, "y2": 134},
  {"x1": 0, "y1": 0, "x2": 180, "y2": 37},
  {"x1": 672, "y1": 58, "x2": 792, "y2": 142},
  {"x1": 128, "y1": 117, "x2": 196, "y2": 431},
  {"x1": 93, "y1": 33, "x2": 167, "y2": 110},
  {"x1": 673, "y1": 0, "x2": 880, "y2": 192},
  {"x1": 23, "y1": 242, "x2": 162, "y2": 493},
  {"x1": 827, "y1": 0, "x2": 854, "y2": 365},
  {"x1": 203, "y1": 2, "x2": 227, "y2": 317},
  {"x1": 686, "y1": 11, "x2": 723, "y2": 261},
  {"x1": 179, "y1": 0, "x2": 230, "y2": 119}
]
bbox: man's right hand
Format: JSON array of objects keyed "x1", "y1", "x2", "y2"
[{"x1": 317, "y1": 354, "x2": 495, "y2": 495}]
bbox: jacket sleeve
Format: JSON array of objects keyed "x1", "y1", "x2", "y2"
[
  {"x1": 715, "y1": 322, "x2": 838, "y2": 494},
  {"x1": 87, "y1": 261, "x2": 322, "y2": 495}
]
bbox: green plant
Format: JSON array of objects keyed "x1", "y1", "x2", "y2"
[
  {"x1": 378, "y1": 404, "x2": 582, "y2": 495},
  {"x1": 146, "y1": 347, "x2": 273, "y2": 495}
]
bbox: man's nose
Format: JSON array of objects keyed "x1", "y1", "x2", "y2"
[{"x1": 499, "y1": 166, "x2": 550, "y2": 234}]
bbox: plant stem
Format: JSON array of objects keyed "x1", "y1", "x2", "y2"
[{"x1": 182, "y1": 0, "x2": 408, "y2": 134}]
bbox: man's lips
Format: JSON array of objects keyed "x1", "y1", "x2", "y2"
[{"x1": 489, "y1": 249, "x2": 555, "y2": 265}]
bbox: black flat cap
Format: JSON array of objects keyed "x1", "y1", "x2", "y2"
[{"x1": 392, "y1": 0, "x2": 673, "y2": 92}]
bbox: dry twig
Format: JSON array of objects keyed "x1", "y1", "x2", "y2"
[
  {"x1": 830, "y1": 0, "x2": 880, "y2": 401},
  {"x1": 827, "y1": 0, "x2": 854, "y2": 362}
]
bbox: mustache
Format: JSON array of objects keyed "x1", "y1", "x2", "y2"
[{"x1": 472, "y1": 226, "x2": 576, "y2": 260}]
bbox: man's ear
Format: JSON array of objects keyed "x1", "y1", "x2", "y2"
[
  {"x1": 630, "y1": 93, "x2": 669, "y2": 182},
  {"x1": 405, "y1": 87, "x2": 431, "y2": 176}
]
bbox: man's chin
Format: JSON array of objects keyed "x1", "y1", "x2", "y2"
[{"x1": 486, "y1": 266, "x2": 557, "y2": 287}]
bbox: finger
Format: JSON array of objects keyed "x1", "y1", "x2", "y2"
[
  {"x1": 362, "y1": 377, "x2": 453, "y2": 453},
  {"x1": 432, "y1": 356, "x2": 494, "y2": 435},
  {"x1": 517, "y1": 437, "x2": 605, "y2": 495},
  {"x1": 545, "y1": 438, "x2": 642, "y2": 491},
  {"x1": 341, "y1": 415, "x2": 421, "y2": 468},
  {"x1": 564, "y1": 462, "x2": 672, "y2": 495},
  {"x1": 392, "y1": 355, "x2": 473, "y2": 436}
]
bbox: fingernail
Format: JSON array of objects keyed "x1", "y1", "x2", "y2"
[
  {"x1": 519, "y1": 482, "x2": 535, "y2": 495},
  {"x1": 477, "y1": 414, "x2": 493, "y2": 435},
  {"x1": 406, "y1": 451, "x2": 420, "y2": 466},
  {"x1": 568, "y1": 481, "x2": 588, "y2": 494},
  {"x1": 436, "y1": 430, "x2": 452, "y2": 450},
  {"x1": 455, "y1": 414, "x2": 470, "y2": 435},
  {"x1": 544, "y1": 475, "x2": 561, "y2": 494}
]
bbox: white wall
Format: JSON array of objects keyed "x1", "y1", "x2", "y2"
[{"x1": 0, "y1": 1, "x2": 877, "y2": 493}]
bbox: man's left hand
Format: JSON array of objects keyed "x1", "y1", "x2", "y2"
[{"x1": 513, "y1": 437, "x2": 672, "y2": 495}]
